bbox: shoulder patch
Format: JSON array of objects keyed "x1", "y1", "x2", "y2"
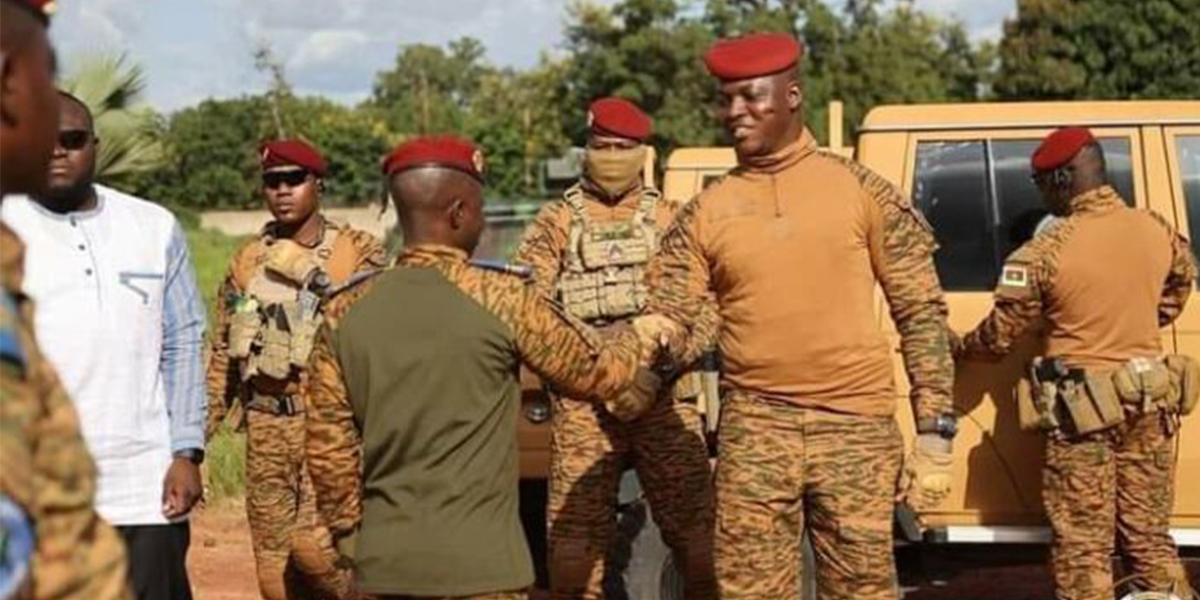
[{"x1": 1000, "y1": 264, "x2": 1029, "y2": 288}]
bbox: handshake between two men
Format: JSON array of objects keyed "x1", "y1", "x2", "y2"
[{"x1": 611, "y1": 311, "x2": 956, "y2": 516}]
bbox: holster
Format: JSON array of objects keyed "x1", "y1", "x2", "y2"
[{"x1": 1024, "y1": 357, "x2": 1126, "y2": 436}]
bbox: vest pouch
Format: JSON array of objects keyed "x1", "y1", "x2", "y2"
[
  {"x1": 596, "y1": 266, "x2": 646, "y2": 319},
  {"x1": 1165, "y1": 354, "x2": 1200, "y2": 416},
  {"x1": 579, "y1": 226, "x2": 651, "y2": 270},
  {"x1": 1015, "y1": 377, "x2": 1042, "y2": 432},
  {"x1": 559, "y1": 272, "x2": 604, "y2": 322},
  {"x1": 228, "y1": 310, "x2": 260, "y2": 359},
  {"x1": 257, "y1": 323, "x2": 294, "y2": 380},
  {"x1": 290, "y1": 318, "x2": 320, "y2": 367}
]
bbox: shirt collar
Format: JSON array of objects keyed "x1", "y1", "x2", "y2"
[
  {"x1": 1068, "y1": 184, "x2": 1125, "y2": 215},
  {"x1": 396, "y1": 244, "x2": 469, "y2": 267},
  {"x1": 738, "y1": 128, "x2": 818, "y2": 175}
]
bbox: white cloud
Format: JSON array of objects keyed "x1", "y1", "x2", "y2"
[{"x1": 49, "y1": 0, "x2": 1014, "y2": 114}]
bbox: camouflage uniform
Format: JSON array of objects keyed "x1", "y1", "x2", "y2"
[
  {"x1": 514, "y1": 183, "x2": 717, "y2": 600},
  {"x1": 961, "y1": 185, "x2": 1198, "y2": 600},
  {"x1": 649, "y1": 131, "x2": 953, "y2": 600},
  {"x1": 304, "y1": 244, "x2": 643, "y2": 599},
  {"x1": 206, "y1": 218, "x2": 386, "y2": 600},
  {"x1": 0, "y1": 223, "x2": 131, "y2": 600}
]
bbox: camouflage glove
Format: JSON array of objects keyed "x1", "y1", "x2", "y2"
[
  {"x1": 605, "y1": 367, "x2": 663, "y2": 422},
  {"x1": 898, "y1": 433, "x2": 954, "y2": 511}
]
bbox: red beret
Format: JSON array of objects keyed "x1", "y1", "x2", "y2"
[
  {"x1": 261, "y1": 139, "x2": 328, "y2": 176},
  {"x1": 382, "y1": 135, "x2": 485, "y2": 182},
  {"x1": 1031, "y1": 127, "x2": 1096, "y2": 172},
  {"x1": 4, "y1": 0, "x2": 56, "y2": 22},
  {"x1": 589, "y1": 97, "x2": 652, "y2": 142},
  {"x1": 704, "y1": 33, "x2": 803, "y2": 81}
]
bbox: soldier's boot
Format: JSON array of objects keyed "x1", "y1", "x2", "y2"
[{"x1": 292, "y1": 526, "x2": 356, "y2": 599}]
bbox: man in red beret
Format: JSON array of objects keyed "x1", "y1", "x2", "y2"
[
  {"x1": 642, "y1": 32, "x2": 955, "y2": 599},
  {"x1": 302, "y1": 135, "x2": 655, "y2": 599},
  {"x1": 0, "y1": 3, "x2": 132, "y2": 600},
  {"x1": 514, "y1": 98, "x2": 717, "y2": 599},
  {"x1": 205, "y1": 138, "x2": 386, "y2": 600},
  {"x1": 958, "y1": 128, "x2": 1198, "y2": 600}
]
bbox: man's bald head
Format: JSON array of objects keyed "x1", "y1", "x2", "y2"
[{"x1": 388, "y1": 167, "x2": 486, "y2": 254}]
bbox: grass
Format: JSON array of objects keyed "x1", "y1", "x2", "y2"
[{"x1": 187, "y1": 225, "x2": 249, "y2": 502}]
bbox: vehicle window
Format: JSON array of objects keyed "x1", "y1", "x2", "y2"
[
  {"x1": 913, "y1": 141, "x2": 996, "y2": 290},
  {"x1": 1178, "y1": 135, "x2": 1200, "y2": 271},
  {"x1": 914, "y1": 136, "x2": 1137, "y2": 291}
]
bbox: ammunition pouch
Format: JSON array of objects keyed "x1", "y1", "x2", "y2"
[
  {"x1": 228, "y1": 309, "x2": 259, "y2": 359},
  {"x1": 1022, "y1": 357, "x2": 1126, "y2": 436},
  {"x1": 1112, "y1": 357, "x2": 1176, "y2": 416},
  {"x1": 558, "y1": 266, "x2": 649, "y2": 322},
  {"x1": 1165, "y1": 354, "x2": 1200, "y2": 416}
]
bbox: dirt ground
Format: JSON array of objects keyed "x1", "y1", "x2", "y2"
[
  {"x1": 188, "y1": 503, "x2": 1196, "y2": 600},
  {"x1": 189, "y1": 500, "x2": 259, "y2": 600}
]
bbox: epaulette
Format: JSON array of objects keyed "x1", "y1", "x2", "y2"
[
  {"x1": 0, "y1": 292, "x2": 28, "y2": 376},
  {"x1": 469, "y1": 258, "x2": 533, "y2": 279}
]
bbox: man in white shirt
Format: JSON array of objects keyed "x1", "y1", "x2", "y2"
[{"x1": 1, "y1": 91, "x2": 206, "y2": 600}]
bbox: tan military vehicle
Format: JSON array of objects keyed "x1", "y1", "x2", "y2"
[{"x1": 515, "y1": 100, "x2": 1200, "y2": 597}]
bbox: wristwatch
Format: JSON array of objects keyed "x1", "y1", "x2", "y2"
[
  {"x1": 173, "y1": 448, "x2": 205, "y2": 465},
  {"x1": 917, "y1": 414, "x2": 958, "y2": 440}
]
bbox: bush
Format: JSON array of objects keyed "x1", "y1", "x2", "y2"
[{"x1": 204, "y1": 425, "x2": 246, "y2": 502}]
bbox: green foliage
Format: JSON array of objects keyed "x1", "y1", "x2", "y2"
[
  {"x1": 186, "y1": 226, "x2": 247, "y2": 323},
  {"x1": 995, "y1": 0, "x2": 1200, "y2": 100},
  {"x1": 59, "y1": 52, "x2": 165, "y2": 186},
  {"x1": 204, "y1": 426, "x2": 246, "y2": 502}
]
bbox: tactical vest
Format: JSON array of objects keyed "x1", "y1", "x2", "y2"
[
  {"x1": 557, "y1": 185, "x2": 661, "y2": 323},
  {"x1": 227, "y1": 223, "x2": 357, "y2": 384}
]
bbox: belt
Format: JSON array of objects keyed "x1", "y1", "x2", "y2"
[{"x1": 246, "y1": 392, "x2": 303, "y2": 417}]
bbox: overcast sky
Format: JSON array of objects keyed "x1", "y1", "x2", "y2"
[{"x1": 50, "y1": 0, "x2": 1017, "y2": 114}]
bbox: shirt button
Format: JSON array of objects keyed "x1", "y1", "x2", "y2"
[
  {"x1": 85, "y1": 268, "x2": 93, "y2": 276},
  {"x1": 69, "y1": 218, "x2": 77, "y2": 227},
  {"x1": 78, "y1": 244, "x2": 86, "y2": 251}
]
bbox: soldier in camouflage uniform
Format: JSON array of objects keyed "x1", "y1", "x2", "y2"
[
  {"x1": 0, "y1": 2, "x2": 130, "y2": 599},
  {"x1": 206, "y1": 139, "x2": 387, "y2": 600},
  {"x1": 514, "y1": 97, "x2": 716, "y2": 600},
  {"x1": 643, "y1": 34, "x2": 956, "y2": 600},
  {"x1": 958, "y1": 127, "x2": 1198, "y2": 600},
  {"x1": 303, "y1": 136, "x2": 654, "y2": 600}
]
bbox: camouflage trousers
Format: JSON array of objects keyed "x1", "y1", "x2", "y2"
[
  {"x1": 1044, "y1": 411, "x2": 1193, "y2": 600},
  {"x1": 714, "y1": 391, "x2": 903, "y2": 600},
  {"x1": 547, "y1": 394, "x2": 715, "y2": 600},
  {"x1": 246, "y1": 408, "x2": 354, "y2": 600}
]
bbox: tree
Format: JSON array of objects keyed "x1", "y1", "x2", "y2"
[
  {"x1": 371, "y1": 37, "x2": 489, "y2": 134},
  {"x1": 995, "y1": 0, "x2": 1200, "y2": 100},
  {"x1": 59, "y1": 52, "x2": 165, "y2": 185}
]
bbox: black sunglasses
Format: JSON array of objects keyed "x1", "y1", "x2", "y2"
[
  {"x1": 263, "y1": 170, "x2": 311, "y2": 190},
  {"x1": 58, "y1": 129, "x2": 91, "y2": 151}
]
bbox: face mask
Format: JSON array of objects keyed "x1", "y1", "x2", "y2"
[{"x1": 585, "y1": 146, "x2": 646, "y2": 199}]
